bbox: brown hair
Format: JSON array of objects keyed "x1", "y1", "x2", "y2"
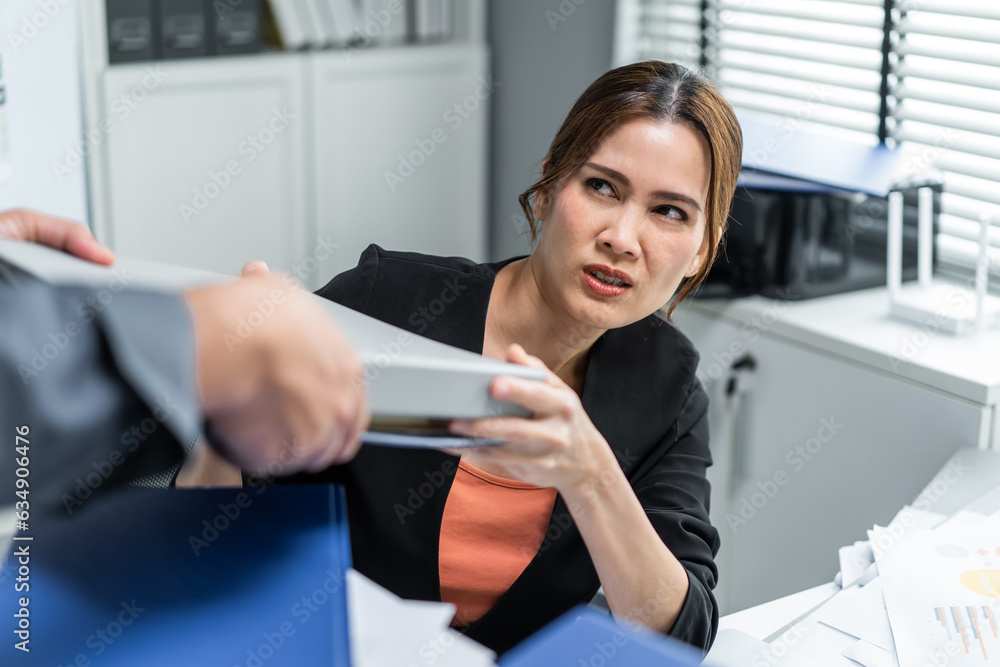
[{"x1": 518, "y1": 61, "x2": 742, "y2": 319}]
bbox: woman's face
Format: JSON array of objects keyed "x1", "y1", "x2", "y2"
[{"x1": 532, "y1": 117, "x2": 712, "y2": 332}]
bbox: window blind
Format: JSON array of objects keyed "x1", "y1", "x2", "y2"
[
  {"x1": 891, "y1": 1, "x2": 1000, "y2": 278},
  {"x1": 619, "y1": 0, "x2": 1000, "y2": 278}
]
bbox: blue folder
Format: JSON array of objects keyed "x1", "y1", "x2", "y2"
[
  {"x1": 1, "y1": 485, "x2": 351, "y2": 666},
  {"x1": 738, "y1": 111, "x2": 902, "y2": 197},
  {"x1": 499, "y1": 606, "x2": 704, "y2": 667}
]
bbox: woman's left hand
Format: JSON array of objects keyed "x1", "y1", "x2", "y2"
[{"x1": 448, "y1": 343, "x2": 615, "y2": 492}]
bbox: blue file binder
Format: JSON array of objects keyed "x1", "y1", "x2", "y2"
[
  {"x1": 739, "y1": 111, "x2": 902, "y2": 197},
  {"x1": 1, "y1": 485, "x2": 351, "y2": 666},
  {"x1": 499, "y1": 606, "x2": 703, "y2": 667}
]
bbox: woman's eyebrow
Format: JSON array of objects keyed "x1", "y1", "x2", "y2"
[{"x1": 584, "y1": 162, "x2": 703, "y2": 212}]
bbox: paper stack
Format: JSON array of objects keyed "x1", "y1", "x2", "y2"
[
  {"x1": 348, "y1": 569, "x2": 495, "y2": 667},
  {"x1": 706, "y1": 448, "x2": 1000, "y2": 667}
]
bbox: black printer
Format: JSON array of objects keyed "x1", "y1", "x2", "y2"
[{"x1": 700, "y1": 113, "x2": 941, "y2": 300}]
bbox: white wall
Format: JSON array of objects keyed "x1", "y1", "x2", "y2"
[{"x1": 0, "y1": 0, "x2": 88, "y2": 224}]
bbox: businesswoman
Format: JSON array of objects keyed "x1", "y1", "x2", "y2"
[{"x1": 282, "y1": 60, "x2": 742, "y2": 655}]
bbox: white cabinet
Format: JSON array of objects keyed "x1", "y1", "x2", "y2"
[
  {"x1": 310, "y1": 44, "x2": 490, "y2": 277},
  {"x1": 673, "y1": 289, "x2": 998, "y2": 615},
  {"x1": 78, "y1": 4, "x2": 489, "y2": 289},
  {"x1": 96, "y1": 55, "x2": 308, "y2": 278}
]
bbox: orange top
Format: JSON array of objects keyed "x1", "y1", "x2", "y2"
[{"x1": 439, "y1": 460, "x2": 558, "y2": 627}]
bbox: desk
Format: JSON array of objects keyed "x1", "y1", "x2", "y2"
[
  {"x1": 703, "y1": 448, "x2": 1000, "y2": 667},
  {"x1": 674, "y1": 286, "x2": 999, "y2": 613}
]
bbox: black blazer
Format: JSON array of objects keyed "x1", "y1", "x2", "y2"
[{"x1": 288, "y1": 245, "x2": 720, "y2": 655}]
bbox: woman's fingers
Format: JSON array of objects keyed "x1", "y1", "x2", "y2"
[
  {"x1": 506, "y1": 343, "x2": 564, "y2": 386},
  {"x1": 451, "y1": 415, "x2": 564, "y2": 453},
  {"x1": 491, "y1": 373, "x2": 575, "y2": 419}
]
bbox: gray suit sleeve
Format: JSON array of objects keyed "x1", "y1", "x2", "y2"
[{"x1": 0, "y1": 278, "x2": 203, "y2": 515}]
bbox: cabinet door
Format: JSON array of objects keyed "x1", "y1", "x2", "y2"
[
  {"x1": 311, "y1": 44, "x2": 489, "y2": 280},
  {"x1": 675, "y1": 307, "x2": 988, "y2": 613},
  {"x1": 97, "y1": 55, "x2": 308, "y2": 278}
]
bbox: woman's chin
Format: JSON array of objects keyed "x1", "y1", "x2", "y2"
[{"x1": 570, "y1": 304, "x2": 639, "y2": 333}]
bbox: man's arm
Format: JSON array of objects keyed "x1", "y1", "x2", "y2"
[
  {"x1": 0, "y1": 209, "x2": 370, "y2": 489},
  {"x1": 0, "y1": 280, "x2": 200, "y2": 511}
]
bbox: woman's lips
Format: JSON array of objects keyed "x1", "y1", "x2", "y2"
[{"x1": 582, "y1": 265, "x2": 633, "y2": 297}]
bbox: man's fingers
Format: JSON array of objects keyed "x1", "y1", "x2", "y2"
[
  {"x1": 61, "y1": 228, "x2": 116, "y2": 266},
  {"x1": 6, "y1": 210, "x2": 117, "y2": 265},
  {"x1": 241, "y1": 260, "x2": 270, "y2": 277}
]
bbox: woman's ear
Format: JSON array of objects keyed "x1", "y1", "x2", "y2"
[
  {"x1": 533, "y1": 158, "x2": 553, "y2": 222},
  {"x1": 685, "y1": 237, "x2": 710, "y2": 278},
  {"x1": 533, "y1": 188, "x2": 550, "y2": 223}
]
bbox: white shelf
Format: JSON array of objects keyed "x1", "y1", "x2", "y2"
[
  {"x1": 680, "y1": 283, "x2": 1000, "y2": 406},
  {"x1": 76, "y1": 2, "x2": 489, "y2": 289}
]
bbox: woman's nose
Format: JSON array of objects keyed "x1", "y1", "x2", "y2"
[{"x1": 598, "y1": 210, "x2": 641, "y2": 257}]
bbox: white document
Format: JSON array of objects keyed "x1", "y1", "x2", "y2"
[
  {"x1": 768, "y1": 618, "x2": 860, "y2": 667},
  {"x1": 294, "y1": 0, "x2": 325, "y2": 47},
  {"x1": 324, "y1": 0, "x2": 357, "y2": 43},
  {"x1": 268, "y1": 0, "x2": 309, "y2": 49},
  {"x1": 718, "y1": 582, "x2": 841, "y2": 642},
  {"x1": 842, "y1": 639, "x2": 896, "y2": 667},
  {"x1": 360, "y1": 0, "x2": 407, "y2": 43},
  {"x1": 872, "y1": 511, "x2": 1000, "y2": 667},
  {"x1": 347, "y1": 569, "x2": 495, "y2": 667},
  {"x1": 814, "y1": 579, "x2": 895, "y2": 653},
  {"x1": 303, "y1": 0, "x2": 333, "y2": 45},
  {"x1": 839, "y1": 541, "x2": 875, "y2": 589},
  {"x1": 704, "y1": 629, "x2": 771, "y2": 667}
]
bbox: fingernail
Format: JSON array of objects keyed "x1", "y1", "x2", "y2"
[{"x1": 450, "y1": 420, "x2": 468, "y2": 435}]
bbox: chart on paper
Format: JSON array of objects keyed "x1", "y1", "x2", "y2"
[
  {"x1": 930, "y1": 604, "x2": 999, "y2": 662},
  {"x1": 873, "y1": 513, "x2": 1000, "y2": 667}
]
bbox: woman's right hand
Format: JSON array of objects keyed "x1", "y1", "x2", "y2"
[{"x1": 184, "y1": 264, "x2": 369, "y2": 476}]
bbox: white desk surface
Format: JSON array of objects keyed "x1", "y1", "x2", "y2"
[
  {"x1": 717, "y1": 582, "x2": 841, "y2": 642},
  {"x1": 682, "y1": 284, "x2": 1000, "y2": 406}
]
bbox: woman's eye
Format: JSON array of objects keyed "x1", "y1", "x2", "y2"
[
  {"x1": 655, "y1": 205, "x2": 688, "y2": 222},
  {"x1": 586, "y1": 178, "x2": 615, "y2": 197}
]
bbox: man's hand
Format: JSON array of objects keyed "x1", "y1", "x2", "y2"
[
  {"x1": 0, "y1": 209, "x2": 116, "y2": 265},
  {"x1": 184, "y1": 272, "x2": 369, "y2": 476}
]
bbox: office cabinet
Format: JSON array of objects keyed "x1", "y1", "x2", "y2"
[
  {"x1": 78, "y1": 3, "x2": 489, "y2": 289},
  {"x1": 310, "y1": 44, "x2": 489, "y2": 277},
  {"x1": 98, "y1": 55, "x2": 307, "y2": 277},
  {"x1": 673, "y1": 291, "x2": 996, "y2": 615}
]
